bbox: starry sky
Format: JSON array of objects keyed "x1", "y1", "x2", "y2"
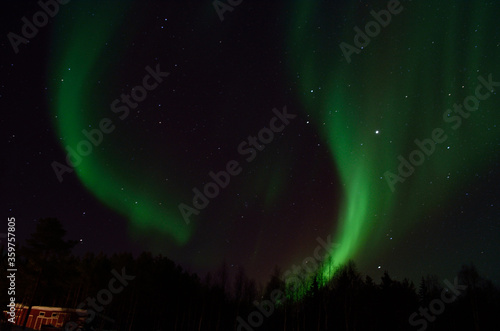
[{"x1": 2, "y1": 0, "x2": 500, "y2": 285}]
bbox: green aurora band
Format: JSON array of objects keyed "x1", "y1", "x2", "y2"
[
  {"x1": 288, "y1": 0, "x2": 500, "y2": 283},
  {"x1": 50, "y1": 2, "x2": 191, "y2": 245}
]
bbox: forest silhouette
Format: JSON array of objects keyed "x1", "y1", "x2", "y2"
[{"x1": 1, "y1": 218, "x2": 498, "y2": 331}]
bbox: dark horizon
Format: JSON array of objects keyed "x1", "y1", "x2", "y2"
[{"x1": 2, "y1": 217, "x2": 498, "y2": 330}]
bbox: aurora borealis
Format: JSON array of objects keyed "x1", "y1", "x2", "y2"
[
  {"x1": 47, "y1": 2, "x2": 195, "y2": 246},
  {"x1": 287, "y1": 0, "x2": 500, "y2": 282},
  {"x1": 3, "y1": 0, "x2": 500, "y2": 289}
]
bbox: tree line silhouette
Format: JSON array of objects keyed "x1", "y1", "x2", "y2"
[{"x1": 1, "y1": 218, "x2": 498, "y2": 330}]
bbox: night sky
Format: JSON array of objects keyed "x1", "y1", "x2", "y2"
[{"x1": 2, "y1": 0, "x2": 499, "y2": 286}]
